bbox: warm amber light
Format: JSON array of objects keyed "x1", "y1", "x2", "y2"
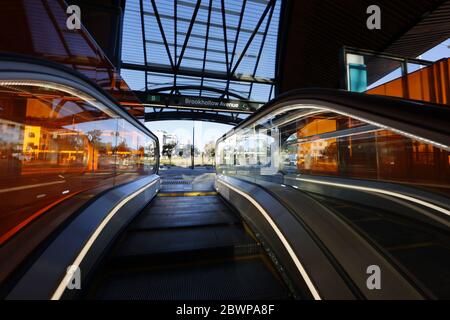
[{"x1": 0, "y1": 80, "x2": 156, "y2": 244}]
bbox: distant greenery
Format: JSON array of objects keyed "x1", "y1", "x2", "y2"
[{"x1": 162, "y1": 142, "x2": 177, "y2": 165}]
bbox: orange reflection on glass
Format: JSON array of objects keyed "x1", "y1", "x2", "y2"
[
  {"x1": 0, "y1": 81, "x2": 156, "y2": 244},
  {"x1": 293, "y1": 113, "x2": 450, "y2": 193},
  {"x1": 0, "y1": 0, "x2": 144, "y2": 117}
]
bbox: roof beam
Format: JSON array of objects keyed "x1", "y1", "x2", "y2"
[
  {"x1": 173, "y1": 0, "x2": 178, "y2": 90},
  {"x1": 225, "y1": 0, "x2": 247, "y2": 100},
  {"x1": 143, "y1": 12, "x2": 266, "y2": 36},
  {"x1": 200, "y1": 0, "x2": 214, "y2": 96},
  {"x1": 231, "y1": 0, "x2": 274, "y2": 76},
  {"x1": 248, "y1": 1, "x2": 275, "y2": 99},
  {"x1": 144, "y1": 110, "x2": 244, "y2": 125},
  {"x1": 142, "y1": 85, "x2": 251, "y2": 100},
  {"x1": 221, "y1": 0, "x2": 231, "y2": 78},
  {"x1": 178, "y1": 0, "x2": 241, "y2": 16},
  {"x1": 139, "y1": 0, "x2": 148, "y2": 90},
  {"x1": 150, "y1": 0, "x2": 175, "y2": 70},
  {"x1": 145, "y1": 40, "x2": 257, "y2": 58},
  {"x1": 176, "y1": 0, "x2": 202, "y2": 69},
  {"x1": 122, "y1": 62, "x2": 274, "y2": 84},
  {"x1": 229, "y1": 0, "x2": 247, "y2": 71}
]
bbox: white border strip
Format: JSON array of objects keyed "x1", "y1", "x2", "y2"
[
  {"x1": 293, "y1": 177, "x2": 450, "y2": 217},
  {"x1": 51, "y1": 179, "x2": 159, "y2": 300},
  {"x1": 218, "y1": 179, "x2": 321, "y2": 300}
]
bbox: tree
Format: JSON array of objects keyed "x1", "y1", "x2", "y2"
[
  {"x1": 162, "y1": 142, "x2": 177, "y2": 165},
  {"x1": 86, "y1": 129, "x2": 103, "y2": 170},
  {"x1": 204, "y1": 142, "x2": 215, "y2": 165},
  {"x1": 86, "y1": 129, "x2": 103, "y2": 145},
  {"x1": 205, "y1": 145, "x2": 215, "y2": 158}
]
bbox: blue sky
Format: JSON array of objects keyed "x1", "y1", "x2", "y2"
[
  {"x1": 368, "y1": 38, "x2": 449, "y2": 89},
  {"x1": 419, "y1": 38, "x2": 450, "y2": 61}
]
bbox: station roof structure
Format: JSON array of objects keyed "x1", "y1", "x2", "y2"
[
  {"x1": 71, "y1": 0, "x2": 449, "y2": 123},
  {"x1": 278, "y1": 0, "x2": 450, "y2": 92},
  {"x1": 120, "y1": 0, "x2": 281, "y2": 106}
]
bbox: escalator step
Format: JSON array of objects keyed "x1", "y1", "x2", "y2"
[
  {"x1": 94, "y1": 257, "x2": 289, "y2": 300},
  {"x1": 85, "y1": 191, "x2": 290, "y2": 300},
  {"x1": 132, "y1": 211, "x2": 239, "y2": 230},
  {"x1": 151, "y1": 196, "x2": 221, "y2": 206},
  {"x1": 114, "y1": 225, "x2": 258, "y2": 259},
  {"x1": 145, "y1": 204, "x2": 229, "y2": 215}
]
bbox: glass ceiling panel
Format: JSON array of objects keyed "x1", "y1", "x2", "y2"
[{"x1": 121, "y1": 0, "x2": 280, "y2": 103}]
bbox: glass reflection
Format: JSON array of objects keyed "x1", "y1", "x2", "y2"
[
  {"x1": 217, "y1": 108, "x2": 450, "y2": 195},
  {"x1": 0, "y1": 81, "x2": 156, "y2": 244},
  {"x1": 216, "y1": 104, "x2": 450, "y2": 298}
]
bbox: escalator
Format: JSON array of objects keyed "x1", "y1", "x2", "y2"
[
  {"x1": 2, "y1": 85, "x2": 449, "y2": 300},
  {"x1": 305, "y1": 192, "x2": 450, "y2": 298},
  {"x1": 84, "y1": 190, "x2": 291, "y2": 300}
]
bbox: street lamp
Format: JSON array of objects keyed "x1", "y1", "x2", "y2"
[{"x1": 191, "y1": 121, "x2": 195, "y2": 169}]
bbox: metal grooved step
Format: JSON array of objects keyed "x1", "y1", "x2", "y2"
[
  {"x1": 162, "y1": 180, "x2": 192, "y2": 185},
  {"x1": 95, "y1": 258, "x2": 287, "y2": 300},
  {"x1": 88, "y1": 194, "x2": 289, "y2": 300}
]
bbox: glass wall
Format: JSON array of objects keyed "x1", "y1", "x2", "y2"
[
  {"x1": 216, "y1": 104, "x2": 450, "y2": 298},
  {"x1": 216, "y1": 106, "x2": 450, "y2": 195},
  {"x1": 367, "y1": 58, "x2": 450, "y2": 105},
  {"x1": 0, "y1": 80, "x2": 157, "y2": 245}
]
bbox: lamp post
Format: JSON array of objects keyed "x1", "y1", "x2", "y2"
[{"x1": 191, "y1": 121, "x2": 195, "y2": 169}]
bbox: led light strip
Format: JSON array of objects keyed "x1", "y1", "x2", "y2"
[
  {"x1": 293, "y1": 177, "x2": 450, "y2": 217},
  {"x1": 321, "y1": 106, "x2": 450, "y2": 152},
  {"x1": 217, "y1": 179, "x2": 321, "y2": 300},
  {"x1": 296, "y1": 127, "x2": 381, "y2": 144},
  {"x1": 222, "y1": 103, "x2": 450, "y2": 152},
  {"x1": 0, "y1": 80, "x2": 118, "y2": 118},
  {"x1": 272, "y1": 110, "x2": 324, "y2": 129},
  {"x1": 289, "y1": 104, "x2": 450, "y2": 152},
  {"x1": 51, "y1": 179, "x2": 159, "y2": 300}
]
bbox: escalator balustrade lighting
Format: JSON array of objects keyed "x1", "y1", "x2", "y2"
[
  {"x1": 51, "y1": 179, "x2": 159, "y2": 300},
  {"x1": 292, "y1": 177, "x2": 450, "y2": 219},
  {"x1": 217, "y1": 179, "x2": 322, "y2": 300},
  {"x1": 0, "y1": 80, "x2": 118, "y2": 118}
]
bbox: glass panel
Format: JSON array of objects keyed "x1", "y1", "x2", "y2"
[
  {"x1": 115, "y1": 119, "x2": 156, "y2": 185},
  {"x1": 216, "y1": 104, "x2": 450, "y2": 297},
  {"x1": 0, "y1": 80, "x2": 157, "y2": 245},
  {"x1": 217, "y1": 107, "x2": 450, "y2": 194}
]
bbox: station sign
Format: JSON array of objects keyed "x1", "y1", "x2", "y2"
[{"x1": 140, "y1": 93, "x2": 262, "y2": 113}]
